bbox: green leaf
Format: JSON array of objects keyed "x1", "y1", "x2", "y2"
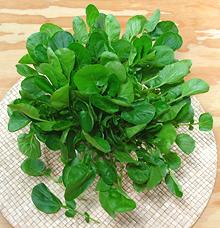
[
  {"x1": 141, "y1": 45, "x2": 174, "y2": 67},
  {"x1": 65, "y1": 209, "x2": 77, "y2": 218},
  {"x1": 154, "y1": 100, "x2": 170, "y2": 117},
  {"x1": 96, "y1": 178, "x2": 111, "y2": 192},
  {"x1": 96, "y1": 160, "x2": 117, "y2": 185},
  {"x1": 9, "y1": 103, "x2": 41, "y2": 120},
  {"x1": 34, "y1": 121, "x2": 55, "y2": 132},
  {"x1": 105, "y1": 61, "x2": 126, "y2": 82},
  {"x1": 55, "y1": 48, "x2": 75, "y2": 79},
  {"x1": 146, "y1": 165, "x2": 163, "y2": 189},
  {"x1": 80, "y1": 110, "x2": 94, "y2": 132},
  {"x1": 32, "y1": 183, "x2": 62, "y2": 214},
  {"x1": 34, "y1": 75, "x2": 54, "y2": 94},
  {"x1": 137, "y1": 50, "x2": 155, "y2": 67},
  {"x1": 40, "y1": 23, "x2": 63, "y2": 37},
  {"x1": 133, "y1": 35, "x2": 152, "y2": 62},
  {"x1": 65, "y1": 200, "x2": 76, "y2": 210},
  {"x1": 21, "y1": 158, "x2": 46, "y2": 176},
  {"x1": 133, "y1": 182, "x2": 147, "y2": 193},
  {"x1": 87, "y1": 31, "x2": 109, "y2": 60},
  {"x1": 18, "y1": 53, "x2": 35, "y2": 64},
  {"x1": 114, "y1": 151, "x2": 137, "y2": 163},
  {"x1": 47, "y1": 47, "x2": 67, "y2": 84},
  {"x1": 30, "y1": 125, "x2": 47, "y2": 143},
  {"x1": 146, "y1": 60, "x2": 192, "y2": 88},
  {"x1": 49, "y1": 31, "x2": 74, "y2": 51},
  {"x1": 68, "y1": 43, "x2": 91, "y2": 68},
  {"x1": 18, "y1": 132, "x2": 41, "y2": 158},
  {"x1": 86, "y1": 4, "x2": 99, "y2": 29},
  {"x1": 145, "y1": 9, "x2": 160, "y2": 32},
  {"x1": 110, "y1": 98, "x2": 131, "y2": 107},
  {"x1": 83, "y1": 131, "x2": 111, "y2": 153},
  {"x1": 176, "y1": 133, "x2": 195, "y2": 154},
  {"x1": 99, "y1": 188, "x2": 136, "y2": 217},
  {"x1": 21, "y1": 76, "x2": 45, "y2": 99},
  {"x1": 50, "y1": 85, "x2": 69, "y2": 110},
  {"x1": 128, "y1": 45, "x2": 137, "y2": 66},
  {"x1": 74, "y1": 64, "x2": 109, "y2": 94},
  {"x1": 112, "y1": 39, "x2": 132, "y2": 62},
  {"x1": 151, "y1": 21, "x2": 178, "y2": 38},
  {"x1": 165, "y1": 173, "x2": 183, "y2": 198},
  {"x1": 163, "y1": 84, "x2": 183, "y2": 101},
  {"x1": 181, "y1": 78, "x2": 209, "y2": 97},
  {"x1": 145, "y1": 123, "x2": 163, "y2": 133},
  {"x1": 94, "y1": 13, "x2": 106, "y2": 30},
  {"x1": 125, "y1": 124, "x2": 146, "y2": 138},
  {"x1": 90, "y1": 94, "x2": 119, "y2": 114},
  {"x1": 64, "y1": 163, "x2": 95, "y2": 200},
  {"x1": 155, "y1": 123, "x2": 176, "y2": 153},
  {"x1": 60, "y1": 128, "x2": 70, "y2": 144},
  {"x1": 199, "y1": 112, "x2": 213, "y2": 131},
  {"x1": 118, "y1": 78, "x2": 134, "y2": 103},
  {"x1": 34, "y1": 44, "x2": 48, "y2": 63},
  {"x1": 105, "y1": 14, "x2": 121, "y2": 42},
  {"x1": 73, "y1": 16, "x2": 88, "y2": 45},
  {"x1": 106, "y1": 74, "x2": 120, "y2": 98},
  {"x1": 124, "y1": 15, "x2": 146, "y2": 41},
  {"x1": 163, "y1": 152, "x2": 181, "y2": 170},
  {"x1": 127, "y1": 164, "x2": 149, "y2": 184},
  {"x1": 121, "y1": 100, "x2": 155, "y2": 125},
  {"x1": 36, "y1": 120, "x2": 72, "y2": 132},
  {"x1": 8, "y1": 111, "x2": 30, "y2": 132},
  {"x1": 100, "y1": 51, "x2": 119, "y2": 65},
  {"x1": 106, "y1": 75, "x2": 120, "y2": 97},
  {"x1": 154, "y1": 32, "x2": 183, "y2": 50},
  {"x1": 26, "y1": 32, "x2": 49, "y2": 62},
  {"x1": 54, "y1": 121, "x2": 72, "y2": 131},
  {"x1": 175, "y1": 102, "x2": 194, "y2": 123},
  {"x1": 160, "y1": 99, "x2": 189, "y2": 122},
  {"x1": 16, "y1": 64, "x2": 38, "y2": 77},
  {"x1": 45, "y1": 133, "x2": 61, "y2": 151},
  {"x1": 38, "y1": 63, "x2": 58, "y2": 88},
  {"x1": 38, "y1": 48, "x2": 67, "y2": 88}
]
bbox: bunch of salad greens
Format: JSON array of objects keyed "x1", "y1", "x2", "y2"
[{"x1": 8, "y1": 4, "x2": 213, "y2": 223}]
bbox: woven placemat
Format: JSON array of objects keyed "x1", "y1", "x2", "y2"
[{"x1": 0, "y1": 81, "x2": 217, "y2": 228}]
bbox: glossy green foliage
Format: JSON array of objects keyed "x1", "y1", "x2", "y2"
[
  {"x1": 98, "y1": 181, "x2": 136, "y2": 217},
  {"x1": 32, "y1": 183, "x2": 62, "y2": 213},
  {"x1": 8, "y1": 4, "x2": 213, "y2": 223},
  {"x1": 18, "y1": 132, "x2": 41, "y2": 158},
  {"x1": 21, "y1": 158, "x2": 46, "y2": 176},
  {"x1": 64, "y1": 163, "x2": 96, "y2": 200},
  {"x1": 176, "y1": 133, "x2": 195, "y2": 154},
  {"x1": 199, "y1": 112, "x2": 213, "y2": 131}
]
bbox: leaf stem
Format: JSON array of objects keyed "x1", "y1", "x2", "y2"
[
  {"x1": 178, "y1": 122, "x2": 198, "y2": 127},
  {"x1": 76, "y1": 210, "x2": 100, "y2": 224},
  {"x1": 62, "y1": 204, "x2": 100, "y2": 224},
  {"x1": 117, "y1": 164, "x2": 124, "y2": 189},
  {"x1": 168, "y1": 96, "x2": 183, "y2": 105}
]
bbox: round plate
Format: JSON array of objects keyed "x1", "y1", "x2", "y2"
[{"x1": 0, "y1": 81, "x2": 217, "y2": 228}]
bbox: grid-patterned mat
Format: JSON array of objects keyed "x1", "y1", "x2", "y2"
[{"x1": 0, "y1": 81, "x2": 217, "y2": 228}]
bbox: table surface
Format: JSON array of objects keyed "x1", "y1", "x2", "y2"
[{"x1": 0, "y1": 0, "x2": 219, "y2": 227}]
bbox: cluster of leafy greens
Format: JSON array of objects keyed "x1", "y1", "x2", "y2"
[{"x1": 8, "y1": 4, "x2": 213, "y2": 223}]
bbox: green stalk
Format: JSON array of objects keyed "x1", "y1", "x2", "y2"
[{"x1": 61, "y1": 205, "x2": 100, "y2": 224}]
